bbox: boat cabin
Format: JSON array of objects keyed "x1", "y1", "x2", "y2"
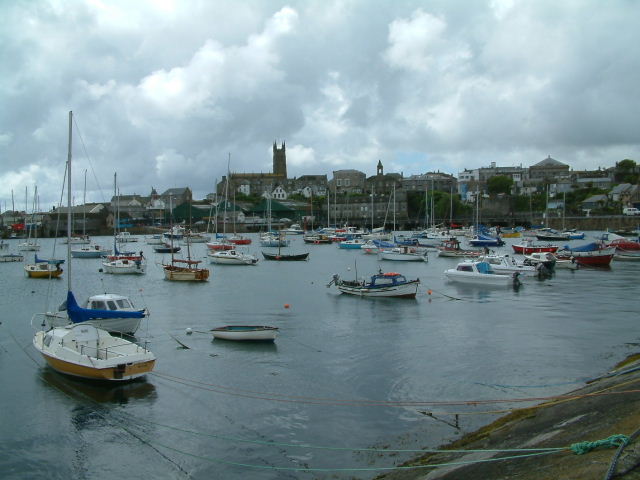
[
  {"x1": 86, "y1": 294, "x2": 137, "y2": 312},
  {"x1": 370, "y1": 272, "x2": 409, "y2": 286}
]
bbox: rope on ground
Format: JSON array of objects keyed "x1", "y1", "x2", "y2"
[
  {"x1": 570, "y1": 434, "x2": 630, "y2": 455},
  {"x1": 604, "y1": 425, "x2": 640, "y2": 480}
]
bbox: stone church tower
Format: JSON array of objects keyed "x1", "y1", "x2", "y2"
[{"x1": 273, "y1": 141, "x2": 287, "y2": 178}]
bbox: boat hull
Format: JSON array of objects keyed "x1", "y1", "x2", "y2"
[
  {"x1": 262, "y1": 252, "x2": 309, "y2": 261},
  {"x1": 33, "y1": 329, "x2": 155, "y2": 381},
  {"x1": 25, "y1": 265, "x2": 63, "y2": 278},
  {"x1": 212, "y1": 326, "x2": 278, "y2": 341},
  {"x1": 163, "y1": 266, "x2": 210, "y2": 281},
  {"x1": 102, "y1": 259, "x2": 146, "y2": 274},
  {"x1": 0, "y1": 254, "x2": 23, "y2": 262},
  {"x1": 444, "y1": 270, "x2": 515, "y2": 285},
  {"x1": 337, "y1": 281, "x2": 419, "y2": 298}
]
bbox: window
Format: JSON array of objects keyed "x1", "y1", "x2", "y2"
[
  {"x1": 344, "y1": 179, "x2": 350, "y2": 186},
  {"x1": 107, "y1": 301, "x2": 118, "y2": 310},
  {"x1": 337, "y1": 179, "x2": 343, "y2": 186}
]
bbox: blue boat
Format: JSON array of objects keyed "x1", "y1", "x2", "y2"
[{"x1": 468, "y1": 234, "x2": 505, "y2": 247}]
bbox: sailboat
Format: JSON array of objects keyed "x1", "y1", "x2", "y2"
[
  {"x1": 24, "y1": 186, "x2": 65, "y2": 278},
  {"x1": 261, "y1": 232, "x2": 309, "y2": 261},
  {"x1": 163, "y1": 196, "x2": 210, "y2": 281},
  {"x1": 71, "y1": 170, "x2": 111, "y2": 258},
  {"x1": 33, "y1": 111, "x2": 155, "y2": 381},
  {"x1": 18, "y1": 186, "x2": 41, "y2": 251},
  {"x1": 102, "y1": 173, "x2": 146, "y2": 274}
]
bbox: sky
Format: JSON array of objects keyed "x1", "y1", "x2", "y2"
[{"x1": 1, "y1": 0, "x2": 639, "y2": 210}]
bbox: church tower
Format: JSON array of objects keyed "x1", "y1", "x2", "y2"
[
  {"x1": 377, "y1": 160, "x2": 384, "y2": 176},
  {"x1": 273, "y1": 141, "x2": 287, "y2": 178}
]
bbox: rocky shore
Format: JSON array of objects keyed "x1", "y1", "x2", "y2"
[{"x1": 376, "y1": 355, "x2": 640, "y2": 480}]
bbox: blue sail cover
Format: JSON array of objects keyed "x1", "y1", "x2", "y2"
[
  {"x1": 562, "y1": 242, "x2": 599, "y2": 252},
  {"x1": 66, "y1": 291, "x2": 145, "y2": 324}
]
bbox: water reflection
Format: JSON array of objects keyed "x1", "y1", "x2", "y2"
[
  {"x1": 211, "y1": 339, "x2": 278, "y2": 353},
  {"x1": 39, "y1": 368, "x2": 157, "y2": 405}
]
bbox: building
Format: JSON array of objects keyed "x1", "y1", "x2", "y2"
[
  {"x1": 365, "y1": 160, "x2": 402, "y2": 195},
  {"x1": 529, "y1": 156, "x2": 570, "y2": 183},
  {"x1": 329, "y1": 169, "x2": 366, "y2": 194}
]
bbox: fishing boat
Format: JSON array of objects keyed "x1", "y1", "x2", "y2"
[
  {"x1": 32, "y1": 112, "x2": 154, "y2": 381},
  {"x1": 436, "y1": 238, "x2": 483, "y2": 258},
  {"x1": 378, "y1": 246, "x2": 428, "y2": 262},
  {"x1": 512, "y1": 239, "x2": 559, "y2": 255},
  {"x1": 444, "y1": 261, "x2": 520, "y2": 286},
  {"x1": 211, "y1": 325, "x2": 278, "y2": 341},
  {"x1": 556, "y1": 242, "x2": 615, "y2": 267},
  {"x1": 208, "y1": 249, "x2": 258, "y2": 265},
  {"x1": 33, "y1": 323, "x2": 155, "y2": 381},
  {"x1": 535, "y1": 228, "x2": 571, "y2": 241},
  {"x1": 24, "y1": 255, "x2": 64, "y2": 279},
  {"x1": 327, "y1": 271, "x2": 420, "y2": 298}
]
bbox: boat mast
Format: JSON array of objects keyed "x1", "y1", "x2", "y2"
[
  {"x1": 82, "y1": 169, "x2": 87, "y2": 238},
  {"x1": 66, "y1": 111, "x2": 72, "y2": 292},
  {"x1": 371, "y1": 186, "x2": 374, "y2": 231}
]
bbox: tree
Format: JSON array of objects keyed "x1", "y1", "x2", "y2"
[{"x1": 487, "y1": 176, "x2": 513, "y2": 195}]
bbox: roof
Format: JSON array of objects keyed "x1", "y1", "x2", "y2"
[
  {"x1": 581, "y1": 194, "x2": 608, "y2": 204},
  {"x1": 610, "y1": 183, "x2": 634, "y2": 194},
  {"x1": 531, "y1": 155, "x2": 568, "y2": 168},
  {"x1": 161, "y1": 187, "x2": 190, "y2": 196}
]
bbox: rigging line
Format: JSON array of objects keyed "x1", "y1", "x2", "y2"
[
  {"x1": 9, "y1": 330, "x2": 190, "y2": 477},
  {"x1": 118, "y1": 414, "x2": 564, "y2": 454},
  {"x1": 71, "y1": 114, "x2": 107, "y2": 204},
  {"x1": 115, "y1": 431, "x2": 563, "y2": 472},
  {"x1": 150, "y1": 370, "x2": 640, "y2": 408}
]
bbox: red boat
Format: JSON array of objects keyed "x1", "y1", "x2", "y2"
[
  {"x1": 556, "y1": 245, "x2": 615, "y2": 267},
  {"x1": 206, "y1": 240, "x2": 234, "y2": 251},
  {"x1": 512, "y1": 240, "x2": 559, "y2": 255},
  {"x1": 607, "y1": 238, "x2": 640, "y2": 251},
  {"x1": 228, "y1": 234, "x2": 252, "y2": 245}
]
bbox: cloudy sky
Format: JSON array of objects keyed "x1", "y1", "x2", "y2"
[{"x1": 1, "y1": 0, "x2": 639, "y2": 210}]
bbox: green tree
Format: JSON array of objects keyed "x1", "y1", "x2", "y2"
[{"x1": 487, "y1": 176, "x2": 513, "y2": 195}]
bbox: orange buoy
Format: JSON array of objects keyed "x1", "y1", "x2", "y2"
[
  {"x1": 427, "y1": 289, "x2": 432, "y2": 295},
  {"x1": 284, "y1": 304, "x2": 291, "y2": 309}
]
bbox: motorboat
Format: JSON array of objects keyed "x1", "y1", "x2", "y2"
[
  {"x1": 33, "y1": 323, "x2": 155, "y2": 381},
  {"x1": 338, "y1": 239, "x2": 367, "y2": 249},
  {"x1": 281, "y1": 224, "x2": 305, "y2": 235},
  {"x1": 480, "y1": 254, "x2": 539, "y2": 277},
  {"x1": 327, "y1": 271, "x2": 420, "y2": 298},
  {"x1": 259, "y1": 232, "x2": 289, "y2": 247},
  {"x1": 468, "y1": 234, "x2": 505, "y2": 247},
  {"x1": 153, "y1": 242, "x2": 181, "y2": 254},
  {"x1": 208, "y1": 249, "x2": 258, "y2": 265},
  {"x1": 378, "y1": 246, "x2": 428, "y2": 262},
  {"x1": 444, "y1": 261, "x2": 520, "y2": 286},
  {"x1": 522, "y1": 251, "x2": 557, "y2": 269},
  {"x1": 145, "y1": 234, "x2": 164, "y2": 245},
  {"x1": 116, "y1": 231, "x2": 138, "y2": 243},
  {"x1": 206, "y1": 239, "x2": 234, "y2": 251},
  {"x1": 0, "y1": 253, "x2": 24, "y2": 262},
  {"x1": 102, "y1": 256, "x2": 146, "y2": 274},
  {"x1": 211, "y1": 325, "x2": 278, "y2": 341},
  {"x1": 512, "y1": 239, "x2": 559, "y2": 255},
  {"x1": 71, "y1": 244, "x2": 111, "y2": 259},
  {"x1": 182, "y1": 231, "x2": 211, "y2": 244},
  {"x1": 227, "y1": 234, "x2": 252, "y2": 245}
]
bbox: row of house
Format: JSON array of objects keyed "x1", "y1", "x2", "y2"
[{"x1": 2, "y1": 144, "x2": 638, "y2": 234}]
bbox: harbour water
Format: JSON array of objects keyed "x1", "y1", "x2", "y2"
[{"x1": 0, "y1": 233, "x2": 638, "y2": 479}]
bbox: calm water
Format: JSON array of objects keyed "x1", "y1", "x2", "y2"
[{"x1": 1, "y1": 233, "x2": 638, "y2": 479}]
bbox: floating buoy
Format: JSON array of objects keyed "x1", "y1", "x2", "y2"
[
  {"x1": 185, "y1": 328, "x2": 193, "y2": 335},
  {"x1": 427, "y1": 289, "x2": 433, "y2": 295},
  {"x1": 284, "y1": 304, "x2": 291, "y2": 309}
]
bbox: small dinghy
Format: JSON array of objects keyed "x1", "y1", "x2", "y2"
[{"x1": 211, "y1": 325, "x2": 278, "y2": 341}]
